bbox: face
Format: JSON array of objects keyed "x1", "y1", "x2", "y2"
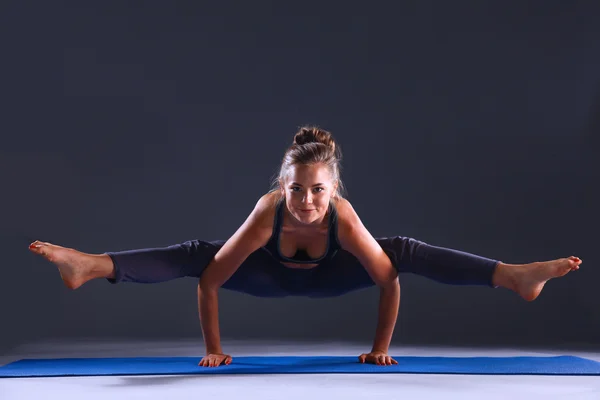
[{"x1": 280, "y1": 163, "x2": 337, "y2": 225}]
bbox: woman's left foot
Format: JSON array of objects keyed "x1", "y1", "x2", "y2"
[{"x1": 515, "y1": 256, "x2": 581, "y2": 301}]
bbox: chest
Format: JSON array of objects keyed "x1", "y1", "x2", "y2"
[{"x1": 278, "y1": 224, "x2": 329, "y2": 262}]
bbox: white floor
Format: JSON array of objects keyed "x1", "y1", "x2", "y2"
[{"x1": 1, "y1": 339, "x2": 599, "y2": 400}]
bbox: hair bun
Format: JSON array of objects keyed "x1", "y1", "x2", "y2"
[{"x1": 293, "y1": 126, "x2": 336, "y2": 152}]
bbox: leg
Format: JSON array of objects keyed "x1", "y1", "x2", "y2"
[
  {"x1": 105, "y1": 242, "x2": 298, "y2": 297},
  {"x1": 105, "y1": 240, "x2": 223, "y2": 284},
  {"x1": 28, "y1": 239, "x2": 223, "y2": 289},
  {"x1": 29, "y1": 239, "x2": 296, "y2": 296},
  {"x1": 284, "y1": 236, "x2": 499, "y2": 297},
  {"x1": 377, "y1": 236, "x2": 582, "y2": 301},
  {"x1": 377, "y1": 237, "x2": 499, "y2": 286}
]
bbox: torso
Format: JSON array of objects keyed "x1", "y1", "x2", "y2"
[
  {"x1": 278, "y1": 217, "x2": 329, "y2": 269},
  {"x1": 262, "y1": 192, "x2": 340, "y2": 269}
]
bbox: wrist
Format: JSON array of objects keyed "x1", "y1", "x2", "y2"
[
  {"x1": 205, "y1": 339, "x2": 223, "y2": 355},
  {"x1": 206, "y1": 347, "x2": 223, "y2": 355},
  {"x1": 371, "y1": 346, "x2": 389, "y2": 354}
]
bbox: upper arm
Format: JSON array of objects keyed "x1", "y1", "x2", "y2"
[
  {"x1": 199, "y1": 193, "x2": 276, "y2": 289},
  {"x1": 335, "y1": 198, "x2": 398, "y2": 286}
]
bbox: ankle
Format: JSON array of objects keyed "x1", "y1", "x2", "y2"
[
  {"x1": 90, "y1": 254, "x2": 116, "y2": 279},
  {"x1": 492, "y1": 262, "x2": 521, "y2": 292}
]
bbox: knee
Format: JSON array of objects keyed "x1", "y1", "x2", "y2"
[{"x1": 378, "y1": 236, "x2": 428, "y2": 270}]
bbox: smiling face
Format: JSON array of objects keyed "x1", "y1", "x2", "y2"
[{"x1": 280, "y1": 163, "x2": 338, "y2": 225}]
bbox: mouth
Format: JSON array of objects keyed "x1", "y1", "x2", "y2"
[{"x1": 299, "y1": 209, "x2": 315, "y2": 213}]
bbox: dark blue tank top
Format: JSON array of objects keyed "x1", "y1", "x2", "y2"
[{"x1": 263, "y1": 200, "x2": 341, "y2": 264}]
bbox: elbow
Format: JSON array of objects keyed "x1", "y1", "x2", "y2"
[
  {"x1": 198, "y1": 274, "x2": 220, "y2": 294},
  {"x1": 379, "y1": 276, "x2": 400, "y2": 291}
]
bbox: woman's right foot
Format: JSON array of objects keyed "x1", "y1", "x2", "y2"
[{"x1": 29, "y1": 241, "x2": 99, "y2": 289}]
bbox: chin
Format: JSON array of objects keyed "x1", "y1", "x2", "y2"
[
  {"x1": 295, "y1": 214, "x2": 313, "y2": 224},
  {"x1": 294, "y1": 211, "x2": 322, "y2": 224}
]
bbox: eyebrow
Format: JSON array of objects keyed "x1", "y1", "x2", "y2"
[{"x1": 290, "y1": 182, "x2": 324, "y2": 187}]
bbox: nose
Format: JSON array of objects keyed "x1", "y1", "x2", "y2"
[{"x1": 302, "y1": 192, "x2": 313, "y2": 204}]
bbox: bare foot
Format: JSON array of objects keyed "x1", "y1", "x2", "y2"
[
  {"x1": 515, "y1": 256, "x2": 581, "y2": 301},
  {"x1": 29, "y1": 241, "x2": 97, "y2": 289}
]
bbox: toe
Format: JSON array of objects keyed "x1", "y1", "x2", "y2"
[
  {"x1": 569, "y1": 258, "x2": 582, "y2": 266},
  {"x1": 29, "y1": 243, "x2": 42, "y2": 253}
]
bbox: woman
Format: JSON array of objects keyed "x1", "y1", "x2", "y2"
[{"x1": 29, "y1": 126, "x2": 582, "y2": 368}]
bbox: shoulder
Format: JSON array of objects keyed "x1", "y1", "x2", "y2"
[
  {"x1": 249, "y1": 191, "x2": 281, "y2": 229},
  {"x1": 332, "y1": 198, "x2": 397, "y2": 286},
  {"x1": 331, "y1": 197, "x2": 370, "y2": 249},
  {"x1": 332, "y1": 196, "x2": 377, "y2": 250},
  {"x1": 331, "y1": 197, "x2": 361, "y2": 231},
  {"x1": 221, "y1": 191, "x2": 279, "y2": 250}
]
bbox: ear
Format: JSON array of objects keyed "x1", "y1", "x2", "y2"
[{"x1": 279, "y1": 178, "x2": 285, "y2": 197}]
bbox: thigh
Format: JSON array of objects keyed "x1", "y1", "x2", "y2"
[
  {"x1": 375, "y1": 236, "x2": 498, "y2": 286},
  {"x1": 106, "y1": 239, "x2": 224, "y2": 284},
  {"x1": 222, "y1": 249, "x2": 292, "y2": 298}
]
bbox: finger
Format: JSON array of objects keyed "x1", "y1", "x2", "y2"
[
  {"x1": 225, "y1": 356, "x2": 232, "y2": 365},
  {"x1": 358, "y1": 354, "x2": 365, "y2": 363},
  {"x1": 391, "y1": 357, "x2": 398, "y2": 365}
]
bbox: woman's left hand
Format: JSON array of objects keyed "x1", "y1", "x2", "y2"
[{"x1": 358, "y1": 351, "x2": 398, "y2": 366}]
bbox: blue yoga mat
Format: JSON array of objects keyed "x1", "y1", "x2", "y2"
[{"x1": 1, "y1": 356, "x2": 600, "y2": 377}]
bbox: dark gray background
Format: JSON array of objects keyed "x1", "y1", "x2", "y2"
[{"x1": 1, "y1": 1, "x2": 599, "y2": 355}]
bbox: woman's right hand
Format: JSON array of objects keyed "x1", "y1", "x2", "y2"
[{"x1": 198, "y1": 353, "x2": 232, "y2": 367}]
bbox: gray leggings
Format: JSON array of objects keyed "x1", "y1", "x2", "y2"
[{"x1": 104, "y1": 237, "x2": 500, "y2": 298}]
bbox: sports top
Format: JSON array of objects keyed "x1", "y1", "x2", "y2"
[{"x1": 263, "y1": 199, "x2": 341, "y2": 264}]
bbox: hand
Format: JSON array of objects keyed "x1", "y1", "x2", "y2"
[
  {"x1": 358, "y1": 351, "x2": 398, "y2": 366},
  {"x1": 198, "y1": 353, "x2": 232, "y2": 367}
]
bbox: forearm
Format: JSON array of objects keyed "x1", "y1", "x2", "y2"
[
  {"x1": 198, "y1": 284, "x2": 223, "y2": 354},
  {"x1": 371, "y1": 279, "x2": 400, "y2": 353}
]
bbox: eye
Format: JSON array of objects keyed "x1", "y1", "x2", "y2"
[
  {"x1": 291, "y1": 187, "x2": 301, "y2": 192},
  {"x1": 313, "y1": 187, "x2": 324, "y2": 193}
]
